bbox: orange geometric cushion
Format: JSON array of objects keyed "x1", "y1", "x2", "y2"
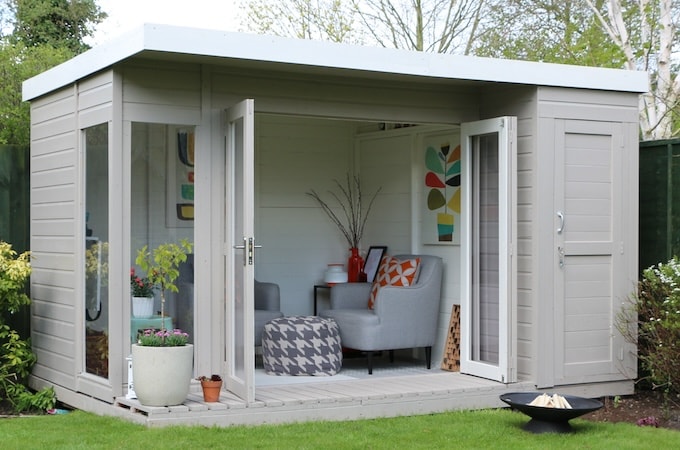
[{"x1": 367, "y1": 256, "x2": 421, "y2": 309}]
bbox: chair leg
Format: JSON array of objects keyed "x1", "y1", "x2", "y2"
[
  {"x1": 366, "y1": 351, "x2": 374, "y2": 374},
  {"x1": 389, "y1": 350, "x2": 394, "y2": 363},
  {"x1": 425, "y1": 346, "x2": 432, "y2": 369}
]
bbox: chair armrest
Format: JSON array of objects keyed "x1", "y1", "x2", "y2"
[
  {"x1": 373, "y1": 283, "x2": 439, "y2": 324},
  {"x1": 329, "y1": 283, "x2": 372, "y2": 309},
  {"x1": 254, "y1": 280, "x2": 281, "y2": 311}
]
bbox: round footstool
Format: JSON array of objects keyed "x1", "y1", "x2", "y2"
[{"x1": 262, "y1": 316, "x2": 342, "y2": 376}]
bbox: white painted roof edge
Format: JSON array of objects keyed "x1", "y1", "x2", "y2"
[{"x1": 23, "y1": 23, "x2": 649, "y2": 101}]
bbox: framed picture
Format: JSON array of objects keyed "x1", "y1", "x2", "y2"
[
  {"x1": 166, "y1": 127, "x2": 195, "y2": 228},
  {"x1": 364, "y1": 246, "x2": 387, "y2": 283},
  {"x1": 421, "y1": 130, "x2": 461, "y2": 245}
]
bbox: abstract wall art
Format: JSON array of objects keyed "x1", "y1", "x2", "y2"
[
  {"x1": 166, "y1": 128, "x2": 195, "y2": 227},
  {"x1": 421, "y1": 131, "x2": 461, "y2": 245}
]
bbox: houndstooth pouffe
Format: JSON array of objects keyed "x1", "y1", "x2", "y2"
[{"x1": 262, "y1": 316, "x2": 342, "y2": 376}]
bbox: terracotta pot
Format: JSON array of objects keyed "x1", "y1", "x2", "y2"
[
  {"x1": 200, "y1": 379, "x2": 223, "y2": 402},
  {"x1": 131, "y1": 344, "x2": 193, "y2": 406}
]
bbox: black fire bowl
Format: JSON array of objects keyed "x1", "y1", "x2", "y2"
[{"x1": 500, "y1": 392, "x2": 603, "y2": 434}]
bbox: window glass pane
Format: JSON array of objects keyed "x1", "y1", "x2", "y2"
[
  {"x1": 84, "y1": 123, "x2": 109, "y2": 377},
  {"x1": 130, "y1": 123, "x2": 195, "y2": 344},
  {"x1": 472, "y1": 132, "x2": 499, "y2": 364}
]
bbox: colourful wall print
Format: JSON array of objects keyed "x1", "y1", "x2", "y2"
[
  {"x1": 422, "y1": 134, "x2": 461, "y2": 245},
  {"x1": 166, "y1": 128, "x2": 195, "y2": 227}
]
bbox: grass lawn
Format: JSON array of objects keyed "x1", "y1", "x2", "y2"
[{"x1": 1, "y1": 408, "x2": 677, "y2": 449}]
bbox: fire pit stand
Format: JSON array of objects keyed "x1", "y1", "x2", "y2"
[{"x1": 500, "y1": 392, "x2": 603, "y2": 434}]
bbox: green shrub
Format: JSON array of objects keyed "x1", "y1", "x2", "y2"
[
  {"x1": 0, "y1": 241, "x2": 56, "y2": 412},
  {"x1": 620, "y1": 257, "x2": 680, "y2": 397}
]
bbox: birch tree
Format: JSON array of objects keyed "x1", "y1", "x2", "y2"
[
  {"x1": 584, "y1": 0, "x2": 677, "y2": 139},
  {"x1": 476, "y1": 1, "x2": 679, "y2": 140}
]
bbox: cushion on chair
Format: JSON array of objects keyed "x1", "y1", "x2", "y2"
[{"x1": 368, "y1": 256, "x2": 421, "y2": 309}]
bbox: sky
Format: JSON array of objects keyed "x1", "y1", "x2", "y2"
[{"x1": 89, "y1": 0, "x2": 242, "y2": 46}]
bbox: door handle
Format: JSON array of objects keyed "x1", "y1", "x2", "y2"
[
  {"x1": 556, "y1": 211, "x2": 565, "y2": 234},
  {"x1": 234, "y1": 237, "x2": 262, "y2": 266}
]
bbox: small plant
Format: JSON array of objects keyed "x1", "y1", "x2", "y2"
[
  {"x1": 636, "y1": 416, "x2": 659, "y2": 427},
  {"x1": 129, "y1": 268, "x2": 155, "y2": 297},
  {"x1": 135, "y1": 239, "x2": 193, "y2": 321},
  {"x1": 197, "y1": 374, "x2": 222, "y2": 382},
  {"x1": 137, "y1": 328, "x2": 189, "y2": 347},
  {"x1": 0, "y1": 241, "x2": 56, "y2": 413},
  {"x1": 618, "y1": 257, "x2": 680, "y2": 399}
]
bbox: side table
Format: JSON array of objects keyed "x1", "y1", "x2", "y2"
[
  {"x1": 130, "y1": 315, "x2": 173, "y2": 342},
  {"x1": 313, "y1": 284, "x2": 331, "y2": 315}
]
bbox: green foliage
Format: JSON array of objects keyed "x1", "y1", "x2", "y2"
[
  {"x1": 4, "y1": 382, "x2": 55, "y2": 412},
  {"x1": 0, "y1": 41, "x2": 73, "y2": 146},
  {"x1": 620, "y1": 257, "x2": 680, "y2": 397},
  {"x1": 135, "y1": 239, "x2": 193, "y2": 321},
  {"x1": 0, "y1": 241, "x2": 31, "y2": 311},
  {"x1": 0, "y1": 0, "x2": 107, "y2": 146},
  {"x1": 473, "y1": 1, "x2": 626, "y2": 67},
  {"x1": 0, "y1": 240, "x2": 56, "y2": 412},
  {"x1": 8, "y1": 0, "x2": 106, "y2": 54}
]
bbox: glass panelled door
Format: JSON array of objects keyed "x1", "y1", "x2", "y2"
[
  {"x1": 129, "y1": 123, "x2": 196, "y2": 343},
  {"x1": 224, "y1": 99, "x2": 255, "y2": 402},
  {"x1": 460, "y1": 117, "x2": 517, "y2": 383}
]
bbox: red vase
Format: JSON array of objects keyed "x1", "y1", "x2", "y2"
[{"x1": 347, "y1": 248, "x2": 364, "y2": 282}]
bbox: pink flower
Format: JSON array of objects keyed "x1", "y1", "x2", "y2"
[{"x1": 636, "y1": 416, "x2": 659, "y2": 427}]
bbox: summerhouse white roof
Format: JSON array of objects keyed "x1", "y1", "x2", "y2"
[{"x1": 23, "y1": 23, "x2": 648, "y2": 101}]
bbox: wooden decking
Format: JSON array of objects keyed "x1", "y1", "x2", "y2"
[{"x1": 112, "y1": 372, "x2": 536, "y2": 427}]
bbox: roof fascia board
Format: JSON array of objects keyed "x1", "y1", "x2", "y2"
[
  {"x1": 23, "y1": 23, "x2": 649, "y2": 102},
  {"x1": 22, "y1": 26, "x2": 146, "y2": 101},
  {"x1": 142, "y1": 24, "x2": 648, "y2": 93}
]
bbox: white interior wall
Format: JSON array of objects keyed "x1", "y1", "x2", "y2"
[{"x1": 254, "y1": 115, "x2": 355, "y2": 316}]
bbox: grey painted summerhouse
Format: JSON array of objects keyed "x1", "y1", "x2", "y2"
[{"x1": 23, "y1": 24, "x2": 647, "y2": 425}]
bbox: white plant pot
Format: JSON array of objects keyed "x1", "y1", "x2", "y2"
[
  {"x1": 132, "y1": 296, "x2": 154, "y2": 318},
  {"x1": 131, "y1": 344, "x2": 194, "y2": 406}
]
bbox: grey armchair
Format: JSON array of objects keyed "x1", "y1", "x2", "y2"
[
  {"x1": 177, "y1": 255, "x2": 282, "y2": 346},
  {"x1": 254, "y1": 280, "x2": 284, "y2": 346},
  {"x1": 319, "y1": 254, "x2": 443, "y2": 374}
]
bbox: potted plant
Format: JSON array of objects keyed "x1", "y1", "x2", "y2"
[
  {"x1": 134, "y1": 239, "x2": 193, "y2": 321},
  {"x1": 130, "y1": 239, "x2": 194, "y2": 406},
  {"x1": 307, "y1": 175, "x2": 381, "y2": 282},
  {"x1": 130, "y1": 268, "x2": 155, "y2": 318},
  {"x1": 196, "y1": 374, "x2": 223, "y2": 402}
]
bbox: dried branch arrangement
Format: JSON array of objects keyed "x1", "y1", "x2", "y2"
[{"x1": 306, "y1": 174, "x2": 381, "y2": 248}]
